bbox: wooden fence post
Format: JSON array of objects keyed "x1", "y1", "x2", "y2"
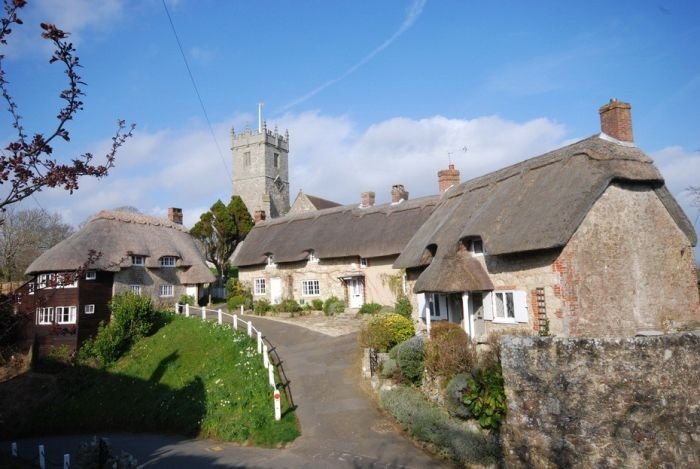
[
  {"x1": 268, "y1": 363, "x2": 275, "y2": 388},
  {"x1": 262, "y1": 344, "x2": 269, "y2": 368},
  {"x1": 273, "y1": 389, "x2": 281, "y2": 421},
  {"x1": 11, "y1": 442, "x2": 17, "y2": 457},
  {"x1": 174, "y1": 303, "x2": 178, "y2": 314},
  {"x1": 233, "y1": 314, "x2": 238, "y2": 331},
  {"x1": 201, "y1": 306, "x2": 206, "y2": 320},
  {"x1": 257, "y1": 331, "x2": 262, "y2": 354},
  {"x1": 185, "y1": 303, "x2": 190, "y2": 317},
  {"x1": 39, "y1": 445, "x2": 45, "y2": 469},
  {"x1": 240, "y1": 305, "x2": 244, "y2": 315},
  {"x1": 247, "y1": 321, "x2": 252, "y2": 337},
  {"x1": 64, "y1": 453, "x2": 70, "y2": 469},
  {"x1": 218, "y1": 308, "x2": 223, "y2": 325}
]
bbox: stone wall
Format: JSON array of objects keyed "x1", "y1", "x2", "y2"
[{"x1": 500, "y1": 333, "x2": 700, "y2": 468}]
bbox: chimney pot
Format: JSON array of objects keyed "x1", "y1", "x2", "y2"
[
  {"x1": 391, "y1": 184, "x2": 409, "y2": 204},
  {"x1": 599, "y1": 99, "x2": 633, "y2": 142},
  {"x1": 438, "y1": 166, "x2": 460, "y2": 193},
  {"x1": 168, "y1": 207, "x2": 183, "y2": 225},
  {"x1": 254, "y1": 210, "x2": 267, "y2": 224},
  {"x1": 360, "y1": 191, "x2": 376, "y2": 208}
]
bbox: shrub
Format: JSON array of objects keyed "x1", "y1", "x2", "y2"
[
  {"x1": 463, "y1": 364, "x2": 507, "y2": 431},
  {"x1": 310, "y1": 298, "x2": 324, "y2": 311},
  {"x1": 389, "y1": 336, "x2": 425, "y2": 384},
  {"x1": 178, "y1": 294, "x2": 195, "y2": 306},
  {"x1": 253, "y1": 299, "x2": 271, "y2": 315},
  {"x1": 424, "y1": 322, "x2": 476, "y2": 381},
  {"x1": 323, "y1": 296, "x2": 345, "y2": 316},
  {"x1": 227, "y1": 295, "x2": 249, "y2": 311},
  {"x1": 79, "y1": 293, "x2": 159, "y2": 366},
  {"x1": 358, "y1": 302, "x2": 382, "y2": 315},
  {"x1": 364, "y1": 313, "x2": 415, "y2": 352},
  {"x1": 226, "y1": 278, "x2": 251, "y2": 298},
  {"x1": 380, "y1": 357, "x2": 398, "y2": 379},
  {"x1": 380, "y1": 386, "x2": 498, "y2": 466},
  {"x1": 276, "y1": 298, "x2": 302, "y2": 313},
  {"x1": 394, "y1": 295, "x2": 413, "y2": 319},
  {"x1": 445, "y1": 373, "x2": 472, "y2": 419}
]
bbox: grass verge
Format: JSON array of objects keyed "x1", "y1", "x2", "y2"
[{"x1": 0, "y1": 314, "x2": 299, "y2": 446}]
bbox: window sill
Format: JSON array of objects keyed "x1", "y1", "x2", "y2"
[{"x1": 492, "y1": 318, "x2": 517, "y2": 324}]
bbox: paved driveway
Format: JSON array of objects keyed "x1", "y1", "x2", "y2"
[{"x1": 6, "y1": 317, "x2": 447, "y2": 468}]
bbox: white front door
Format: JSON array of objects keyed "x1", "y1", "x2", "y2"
[
  {"x1": 270, "y1": 277, "x2": 282, "y2": 305},
  {"x1": 349, "y1": 278, "x2": 364, "y2": 308},
  {"x1": 468, "y1": 292, "x2": 486, "y2": 339},
  {"x1": 186, "y1": 285, "x2": 197, "y2": 299}
]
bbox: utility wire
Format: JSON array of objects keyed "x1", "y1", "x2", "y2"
[{"x1": 161, "y1": 0, "x2": 233, "y2": 184}]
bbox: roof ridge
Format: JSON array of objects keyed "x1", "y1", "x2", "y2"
[{"x1": 92, "y1": 210, "x2": 187, "y2": 231}]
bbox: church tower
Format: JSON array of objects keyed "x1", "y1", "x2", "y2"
[{"x1": 231, "y1": 104, "x2": 290, "y2": 219}]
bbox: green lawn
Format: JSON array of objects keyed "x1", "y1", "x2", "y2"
[{"x1": 1, "y1": 315, "x2": 299, "y2": 446}]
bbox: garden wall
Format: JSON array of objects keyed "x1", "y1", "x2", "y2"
[{"x1": 500, "y1": 332, "x2": 700, "y2": 468}]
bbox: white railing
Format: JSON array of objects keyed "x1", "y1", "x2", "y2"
[
  {"x1": 174, "y1": 303, "x2": 283, "y2": 420},
  {"x1": 8, "y1": 442, "x2": 72, "y2": 468}
]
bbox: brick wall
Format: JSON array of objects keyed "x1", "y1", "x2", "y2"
[{"x1": 500, "y1": 333, "x2": 700, "y2": 468}]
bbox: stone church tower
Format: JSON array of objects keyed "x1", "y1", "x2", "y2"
[{"x1": 231, "y1": 109, "x2": 290, "y2": 219}]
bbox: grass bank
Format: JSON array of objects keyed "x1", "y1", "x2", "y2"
[{"x1": 0, "y1": 314, "x2": 298, "y2": 446}]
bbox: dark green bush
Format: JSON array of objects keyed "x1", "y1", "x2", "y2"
[
  {"x1": 394, "y1": 295, "x2": 413, "y2": 319},
  {"x1": 79, "y1": 293, "x2": 158, "y2": 366},
  {"x1": 380, "y1": 386, "x2": 497, "y2": 465},
  {"x1": 463, "y1": 364, "x2": 507, "y2": 431},
  {"x1": 227, "y1": 295, "x2": 249, "y2": 311},
  {"x1": 178, "y1": 294, "x2": 195, "y2": 306},
  {"x1": 362, "y1": 313, "x2": 415, "y2": 352},
  {"x1": 424, "y1": 322, "x2": 476, "y2": 381},
  {"x1": 310, "y1": 298, "x2": 324, "y2": 311},
  {"x1": 323, "y1": 296, "x2": 345, "y2": 316},
  {"x1": 445, "y1": 373, "x2": 472, "y2": 419},
  {"x1": 389, "y1": 336, "x2": 425, "y2": 384},
  {"x1": 380, "y1": 357, "x2": 398, "y2": 379},
  {"x1": 359, "y1": 302, "x2": 382, "y2": 315},
  {"x1": 276, "y1": 298, "x2": 302, "y2": 313},
  {"x1": 253, "y1": 299, "x2": 271, "y2": 315}
]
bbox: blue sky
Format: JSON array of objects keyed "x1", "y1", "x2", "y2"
[{"x1": 2, "y1": 0, "x2": 699, "y2": 235}]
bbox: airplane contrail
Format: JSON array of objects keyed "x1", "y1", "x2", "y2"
[{"x1": 273, "y1": 0, "x2": 427, "y2": 116}]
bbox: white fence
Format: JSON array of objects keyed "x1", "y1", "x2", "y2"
[
  {"x1": 174, "y1": 303, "x2": 284, "y2": 420},
  {"x1": 8, "y1": 442, "x2": 72, "y2": 469}
]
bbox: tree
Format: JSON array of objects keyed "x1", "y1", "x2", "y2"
[
  {"x1": 688, "y1": 186, "x2": 700, "y2": 208},
  {"x1": 190, "y1": 196, "x2": 253, "y2": 286},
  {"x1": 0, "y1": 207, "x2": 74, "y2": 282},
  {"x1": 0, "y1": 0, "x2": 134, "y2": 220}
]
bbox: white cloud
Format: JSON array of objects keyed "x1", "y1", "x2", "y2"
[{"x1": 651, "y1": 146, "x2": 700, "y2": 226}]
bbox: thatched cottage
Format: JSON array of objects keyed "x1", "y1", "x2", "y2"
[
  {"x1": 17, "y1": 209, "x2": 214, "y2": 354},
  {"x1": 233, "y1": 188, "x2": 438, "y2": 307},
  {"x1": 395, "y1": 100, "x2": 700, "y2": 338}
]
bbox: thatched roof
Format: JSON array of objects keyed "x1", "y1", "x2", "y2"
[
  {"x1": 233, "y1": 196, "x2": 439, "y2": 267},
  {"x1": 26, "y1": 210, "x2": 215, "y2": 284},
  {"x1": 395, "y1": 134, "x2": 696, "y2": 292}
]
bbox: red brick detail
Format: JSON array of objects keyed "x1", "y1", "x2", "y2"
[
  {"x1": 531, "y1": 290, "x2": 540, "y2": 331},
  {"x1": 552, "y1": 250, "x2": 580, "y2": 334}
]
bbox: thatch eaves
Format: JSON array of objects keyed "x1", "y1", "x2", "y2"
[
  {"x1": 233, "y1": 196, "x2": 440, "y2": 267},
  {"x1": 26, "y1": 210, "x2": 215, "y2": 284},
  {"x1": 395, "y1": 135, "x2": 696, "y2": 292}
]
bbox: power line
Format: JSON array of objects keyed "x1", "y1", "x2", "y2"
[{"x1": 161, "y1": 0, "x2": 232, "y2": 185}]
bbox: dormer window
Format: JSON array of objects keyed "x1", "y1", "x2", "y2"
[
  {"x1": 359, "y1": 257, "x2": 368, "y2": 268},
  {"x1": 160, "y1": 256, "x2": 177, "y2": 267},
  {"x1": 132, "y1": 255, "x2": 145, "y2": 266},
  {"x1": 266, "y1": 255, "x2": 276, "y2": 268},
  {"x1": 308, "y1": 251, "x2": 318, "y2": 263},
  {"x1": 85, "y1": 270, "x2": 96, "y2": 280},
  {"x1": 467, "y1": 239, "x2": 484, "y2": 255}
]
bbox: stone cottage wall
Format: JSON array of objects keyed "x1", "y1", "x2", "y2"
[
  {"x1": 558, "y1": 183, "x2": 700, "y2": 336},
  {"x1": 113, "y1": 266, "x2": 187, "y2": 307},
  {"x1": 500, "y1": 333, "x2": 700, "y2": 468}
]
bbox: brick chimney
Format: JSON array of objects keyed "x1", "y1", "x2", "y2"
[
  {"x1": 254, "y1": 210, "x2": 267, "y2": 224},
  {"x1": 438, "y1": 164, "x2": 460, "y2": 193},
  {"x1": 360, "y1": 191, "x2": 375, "y2": 208},
  {"x1": 599, "y1": 98, "x2": 633, "y2": 142},
  {"x1": 168, "y1": 207, "x2": 183, "y2": 224},
  {"x1": 391, "y1": 184, "x2": 409, "y2": 204}
]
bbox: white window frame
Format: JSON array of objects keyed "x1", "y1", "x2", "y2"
[
  {"x1": 159, "y1": 284, "x2": 174, "y2": 297},
  {"x1": 244, "y1": 151, "x2": 251, "y2": 166},
  {"x1": 56, "y1": 306, "x2": 77, "y2": 324},
  {"x1": 129, "y1": 284, "x2": 142, "y2": 295},
  {"x1": 359, "y1": 257, "x2": 368, "y2": 268},
  {"x1": 493, "y1": 291, "x2": 515, "y2": 322},
  {"x1": 37, "y1": 307, "x2": 54, "y2": 324},
  {"x1": 308, "y1": 251, "x2": 318, "y2": 263},
  {"x1": 266, "y1": 255, "x2": 276, "y2": 268},
  {"x1": 84, "y1": 304, "x2": 95, "y2": 314},
  {"x1": 85, "y1": 270, "x2": 96, "y2": 280},
  {"x1": 427, "y1": 293, "x2": 449, "y2": 320},
  {"x1": 159, "y1": 256, "x2": 177, "y2": 267},
  {"x1": 254, "y1": 278, "x2": 266, "y2": 295},
  {"x1": 37, "y1": 273, "x2": 77, "y2": 289},
  {"x1": 132, "y1": 255, "x2": 145, "y2": 266},
  {"x1": 302, "y1": 279, "x2": 320, "y2": 297},
  {"x1": 485, "y1": 290, "x2": 528, "y2": 324}
]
